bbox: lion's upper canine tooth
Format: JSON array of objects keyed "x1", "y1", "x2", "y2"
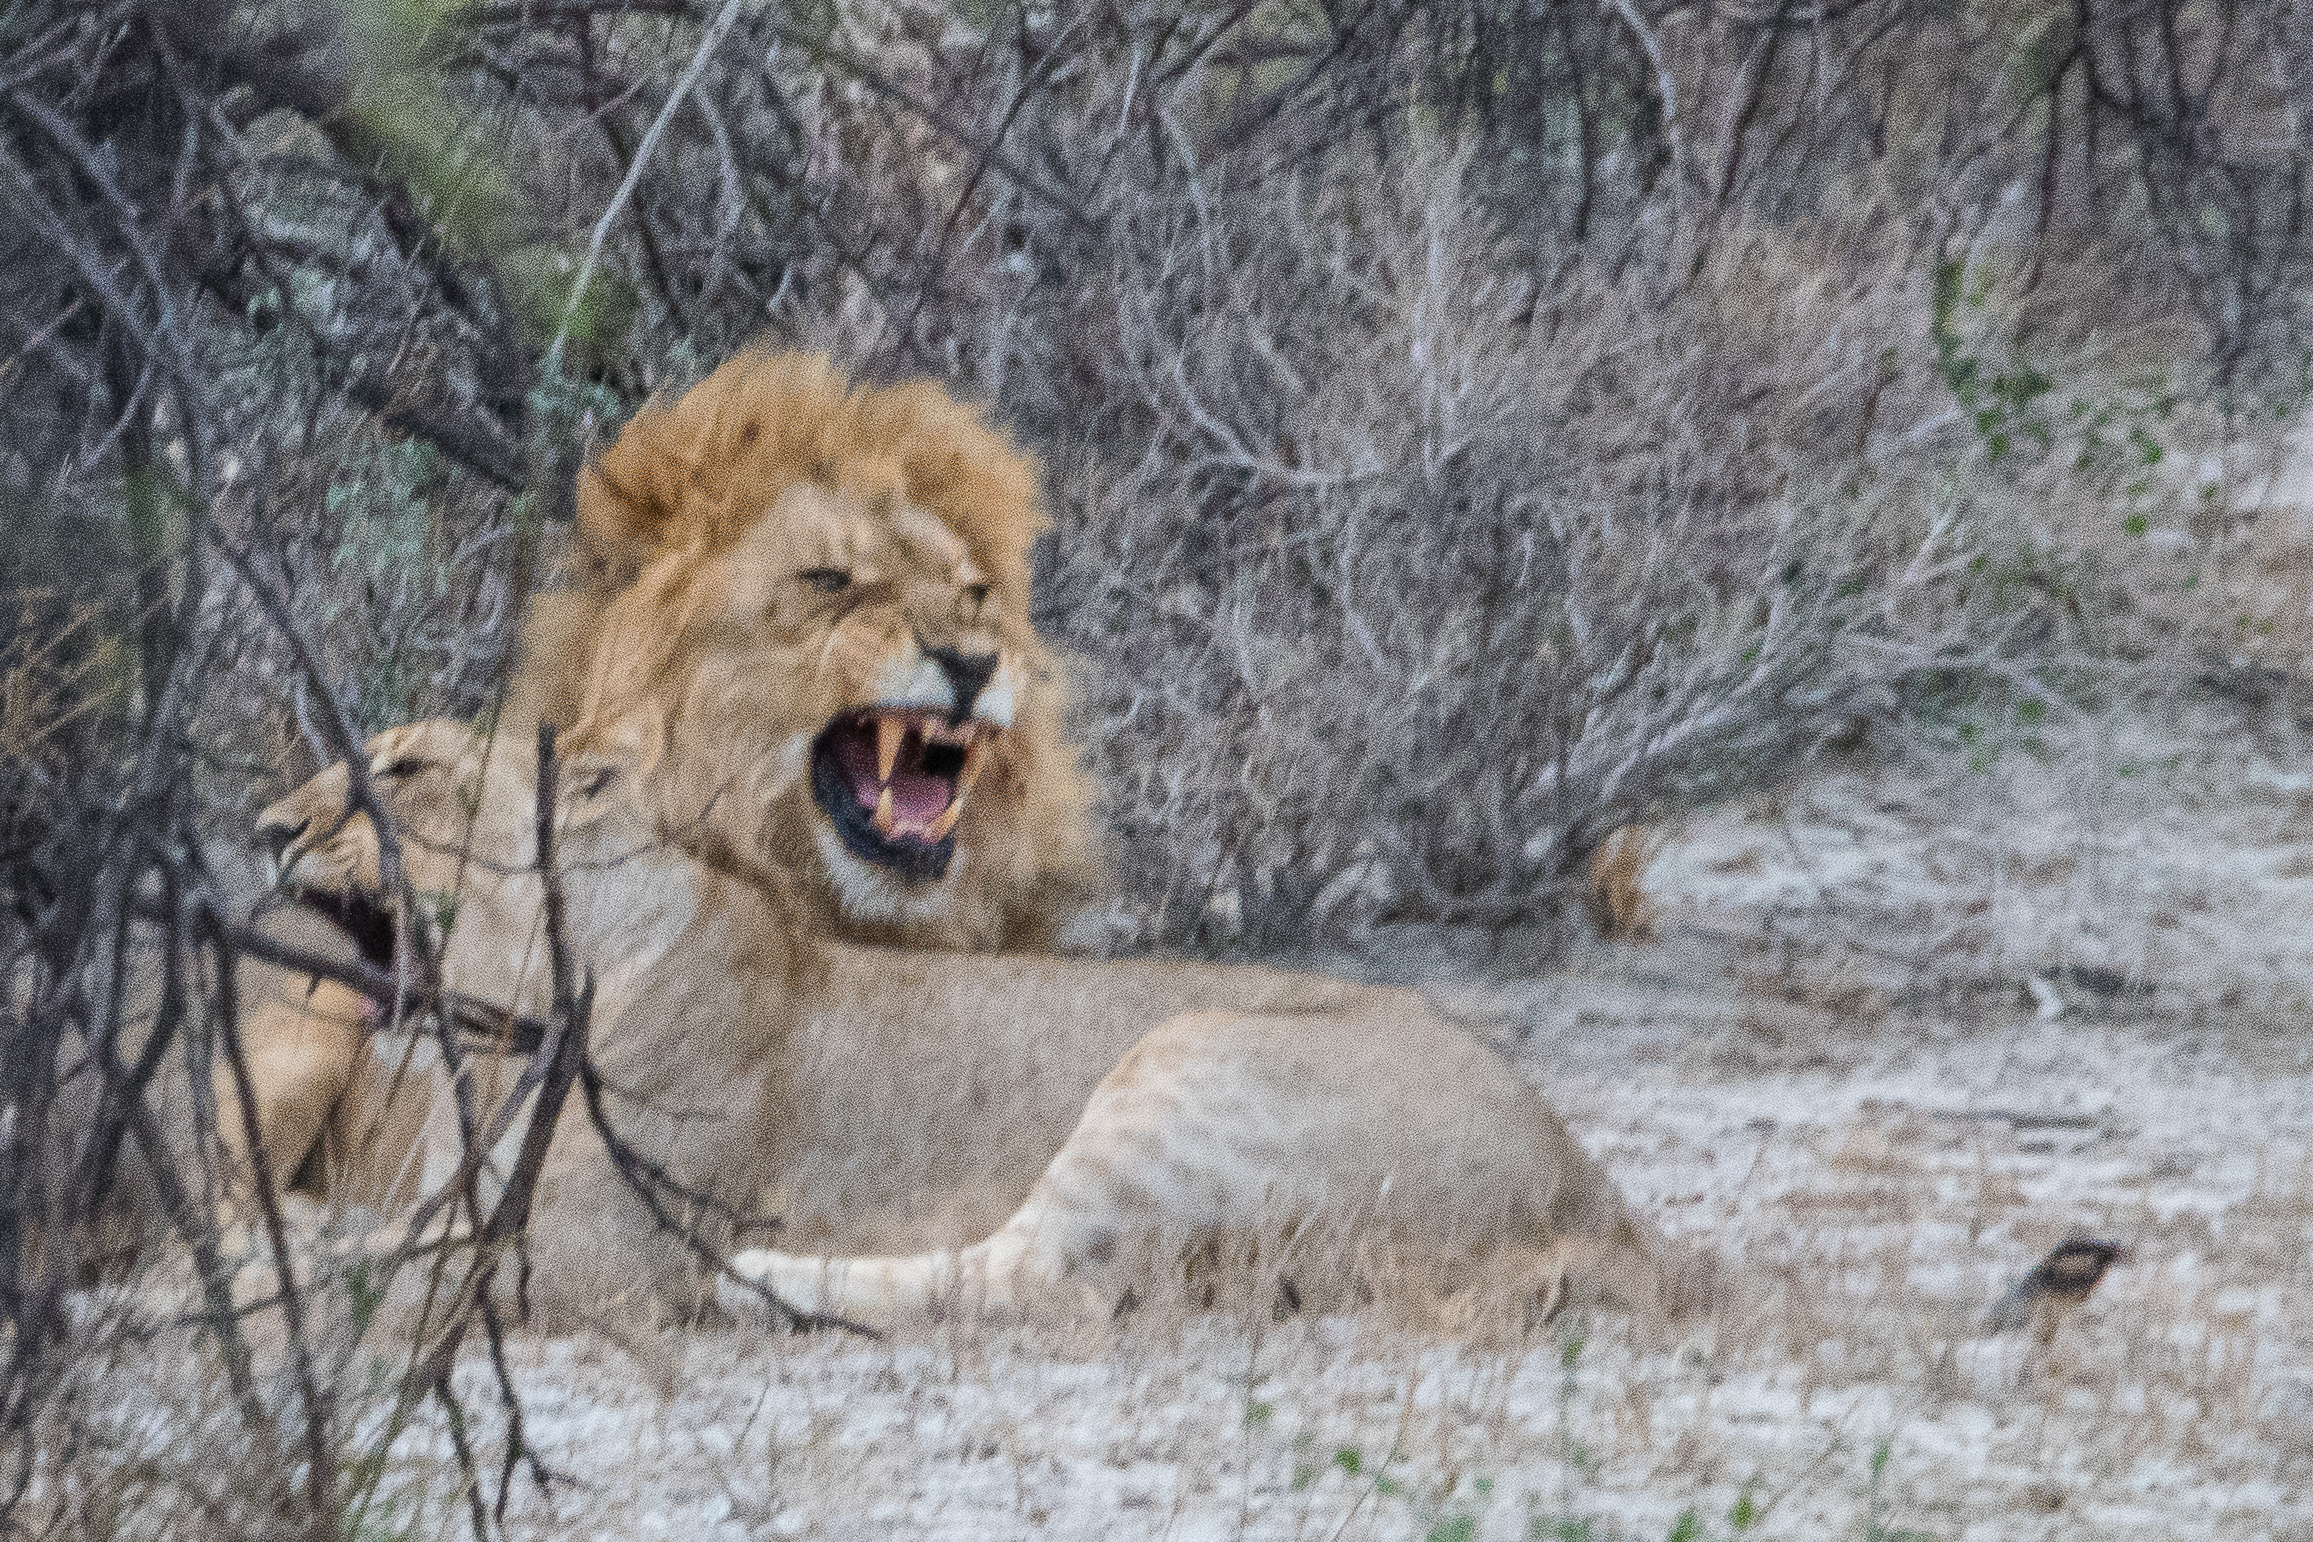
[
  {"x1": 957, "y1": 741, "x2": 984, "y2": 796},
  {"x1": 876, "y1": 716, "x2": 904, "y2": 783},
  {"x1": 872, "y1": 785, "x2": 897, "y2": 836},
  {"x1": 924, "y1": 795, "x2": 965, "y2": 842}
]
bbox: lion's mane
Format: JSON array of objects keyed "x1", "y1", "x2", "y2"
[{"x1": 508, "y1": 349, "x2": 1100, "y2": 950}]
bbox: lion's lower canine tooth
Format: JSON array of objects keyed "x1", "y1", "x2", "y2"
[
  {"x1": 925, "y1": 796, "x2": 964, "y2": 841},
  {"x1": 873, "y1": 786, "x2": 896, "y2": 835},
  {"x1": 876, "y1": 717, "x2": 903, "y2": 783}
]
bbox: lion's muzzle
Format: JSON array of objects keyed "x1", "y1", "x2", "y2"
[{"x1": 255, "y1": 789, "x2": 400, "y2": 973}]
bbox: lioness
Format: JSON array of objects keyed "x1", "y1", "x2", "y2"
[
  {"x1": 259, "y1": 719, "x2": 1669, "y2": 1327},
  {"x1": 238, "y1": 351, "x2": 1101, "y2": 1199}
]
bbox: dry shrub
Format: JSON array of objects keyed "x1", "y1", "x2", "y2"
[
  {"x1": 7, "y1": 0, "x2": 2313, "y2": 1519},
  {"x1": 6, "y1": 0, "x2": 2309, "y2": 954},
  {"x1": 1039, "y1": 146, "x2": 1985, "y2": 945},
  {"x1": 0, "y1": 594, "x2": 132, "y2": 783},
  {"x1": 0, "y1": 554, "x2": 594, "y2": 1540}
]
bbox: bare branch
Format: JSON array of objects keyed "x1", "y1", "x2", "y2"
[{"x1": 547, "y1": 0, "x2": 747, "y2": 370}]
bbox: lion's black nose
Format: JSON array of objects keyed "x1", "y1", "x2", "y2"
[{"x1": 927, "y1": 645, "x2": 999, "y2": 720}]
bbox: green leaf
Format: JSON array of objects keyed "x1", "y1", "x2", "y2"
[{"x1": 343, "y1": 1261, "x2": 384, "y2": 1335}]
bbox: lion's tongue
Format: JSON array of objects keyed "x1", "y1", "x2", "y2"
[
  {"x1": 833, "y1": 723, "x2": 953, "y2": 836},
  {"x1": 886, "y1": 771, "x2": 951, "y2": 830}
]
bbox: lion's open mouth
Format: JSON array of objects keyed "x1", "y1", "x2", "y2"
[
  {"x1": 291, "y1": 888, "x2": 399, "y2": 975},
  {"x1": 809, "y1": 708, "x2": 993, "y2": 883}
]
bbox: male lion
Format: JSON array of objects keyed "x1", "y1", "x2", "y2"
[
  {"x1": 515, "y1": 346, "x2": 1100, "y2": 948},
  {"x1": 238, "y1": 350, "x2": 1102, "y2": 1198},
  {"x1": 257, "y1": 719, "x2": 1670, "y2": 1328}
]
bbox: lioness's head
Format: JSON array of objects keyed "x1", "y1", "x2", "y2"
[
  {"x1": 515, "y1": 351, "x2": 1100, "y2": 948},
  {"x1": 253, "y1": 719, "x2": 677, "y2": 1014}
]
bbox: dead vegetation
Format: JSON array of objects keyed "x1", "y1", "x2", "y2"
[{"x1": 6, "y1": 0, "x2": 2313, "y2": 1533}]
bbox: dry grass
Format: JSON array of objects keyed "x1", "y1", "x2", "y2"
[
  {"x1": 18, "y1": 1221, "x2": 443, "y2": 1542},
  {"x1": 10, "y1": 0, "x2": 2313, "y2": 1531},
  {"x1": 296, "y1": 982, "x2": 2311, "y2": 1542}
]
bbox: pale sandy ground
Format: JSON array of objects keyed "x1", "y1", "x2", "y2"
[{"x1": 329, "y1": 709, "x2": 2313, "y2": 1542}]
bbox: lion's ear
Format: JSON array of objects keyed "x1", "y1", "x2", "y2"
[
  {"x1": 576, "y1": 454, "x2": 674, "y2": 584},
  {"x1": 580, "y1": 350, "x2": 849, "y2": 568},
  {"x1": 577, "y1": 375, "x2": 725, "y2": 570}
]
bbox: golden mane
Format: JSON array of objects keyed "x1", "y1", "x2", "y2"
[
  {"x1": 571, "y1": 350, "x2": 1047, "y2": 603},
  {"x1": 502, "y1": 346, "x2": 1101, "y2": 952}
]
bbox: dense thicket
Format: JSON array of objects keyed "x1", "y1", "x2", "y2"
[
  {"x1": 5, "y1": 0, "x2": 2312, "y2": 1530},
  {"x1": 8, "y1": 0, "x2": 2310, "y2": 934}
]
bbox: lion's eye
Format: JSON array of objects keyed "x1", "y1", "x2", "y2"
[
  {"x1": 799, "y1": 567, "x2": 852, "y2": 595},
  {"x1": 962, "y1": 582, "x2": 992, "y2": 607},
  {"x1": 372, "y1": 756, "x2": 427, "y2": 780}
]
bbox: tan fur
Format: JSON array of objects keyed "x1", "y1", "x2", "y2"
[
  {"x1": 509, "y1": 347, "x2": 1100, "y2": 950},
  {"x1": 237, "y1": 351, "x2": 1101, "y2": 1206},
  {"x1": 259, "y1": 721, "x2": 1668, "y2": 1329},
  {"x1": 726, "y1": 1001, "x2": 1660, "y2": 1331},
  {"x1": 210, "y1": 945, "x2": 431, "y2": 1214}
]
